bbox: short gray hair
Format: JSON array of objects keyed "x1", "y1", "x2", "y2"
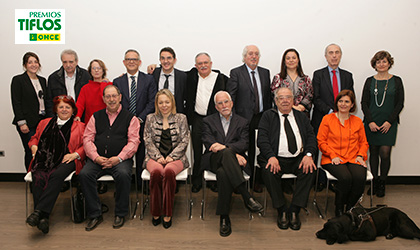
[
  {"x1": 61, "y1": 49, "x2": 78, "y2": 62},
  {"x1": 195, "y1": 52, "x2": 211, "y2": 63},
  {"x1": 242, "y1": 45, "x2": 261, "y2": 63},
  {"x1": 125, "y1": 49, "x2": 141, "y2": 60},
  {"x1": 324, "y1": 43, "x2": 342, "y2": 56},
  {"x1": 214, "y1": 90, "x2": 232, "y2": 104},
  {"x1": 274, "y1": 87, "x2": 293, "y2": 99}
]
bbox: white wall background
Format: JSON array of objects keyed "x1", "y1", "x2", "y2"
[{"x1": 1, "y1": 0, "x2": 419, "y2": 175}]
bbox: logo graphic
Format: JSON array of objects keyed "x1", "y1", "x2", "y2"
[{"x1": 15, "y1": 9, "x2": 65, "y2": 44}]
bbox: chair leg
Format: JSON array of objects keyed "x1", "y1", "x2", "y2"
[
  {"x1": 369, "y1": 179, "x2": 373, "y2": 207},
  {"x1": 26, "y1": 182, "x2": 29, "y2": 218},
  {"x1": 69, "y1": 181, "x2": 75, "y2": 222},
  {"x1": 132, "y1": 169, "x2": 139, "y2": 219},
  {"x1": 263, "y1": 186, "x2": 267, "y2": 217},
  {"x1": 312, "y1": 168, "x2": 324, "y2": 219},
  {"x1": 200, "y1": 177, "x2": 206, "y2": 220},
  {"x1": 324, "y1": 179, "x2": 330, "y2": 218},
  {"x1": 140, "y1": 179, "x2": 145, "y2": 220}
]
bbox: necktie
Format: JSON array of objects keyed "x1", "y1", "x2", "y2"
[
  {"x1": 283, "y1": 114, "x2": 297, "y2": 154},
  {"x1": 251, "y1": 71, "x2": 260, "y2": 114},
  {"x1": 129, "y1": 76, "x2": 137, "y2": 115},
  {"x1": 163, "y1": 74, "x2": 170, "y2": 89},
  {"x1": 332, "y1": 70, "x2": 339, "y2": 101}
]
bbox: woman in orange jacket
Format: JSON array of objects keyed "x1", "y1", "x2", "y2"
[{"x1": 317, "y1": 90, "x2": 369, "y2": 217}]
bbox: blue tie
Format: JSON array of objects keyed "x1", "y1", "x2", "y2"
[{"x1": 129, "y1": 76, "x2": 137, "y2": 115}]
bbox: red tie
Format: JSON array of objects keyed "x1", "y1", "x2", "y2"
[{"x1": 332, "y1": 70, "x2": 339, "y2": 100}]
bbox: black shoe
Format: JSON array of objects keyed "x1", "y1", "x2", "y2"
[
  {"x1": 162, "y1": 217, "x2": 172, "y2": 229},
  {"x1": 277, "y1": 212, "x2": 289, "y2": 230},
  {"x1": 37, "y1": 218, "x2": 49, "y2": 234},
  {"x1": 85, "y1": 215, "x2": 103, "y2": 231},
  {"x1": 376, "y1": 180, "x2": 386, "y2": 197},
  {"x1": 253, "y1": 183, "x2": 263, "y2": 193},
  {"x1": 26, "y1": 210, "x2": 41, "y2": 227},
  {"x1": 289, "y1": 212, "x2": 301, "y2": 230},
  {"x1": 192, "y1": 184, "x2": 202, "y2": 193},
  {"x1": 97, "y1": 182, "x2": 108, "y2": 194},
  {"x1": 60, "y1": 182, "x2": 70, "y2": 193},
  {"x1": 152, "y1": 216, "x2": 161, "y2": 226},
  {"x1": 220, "y1": 216, "x2": 232, "y2": 237},
  {"x1": 244, "y1": 197, "x2": 264, "y2": 213},
  {"x1": 113, "y1": 216, "x2": 125, "y2": 229},
  {"x1": 101, "y1": 203, "x2": 109, "y2": 214}
]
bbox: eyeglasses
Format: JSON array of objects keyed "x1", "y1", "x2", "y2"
[
  {"x1": 57, "y1": 95, "x2": 73, "y2": 100},
  {"x1": 124, "y1": 58, "x2": 140, "y2": 62},
  {"x1": 216, "y1": 100, "x2": 230, "y2": 105},
  {"x1": 91, "y1": 67, "x2": 102, "y2": 71},
  {"x1": 104, "y1": 94, "x2": 119, "y2": 99},
  {"x1": 275, "y1": 95, "x2": 293, "y2": 100},
  {"x1": 196, "y1": 61, "x2": 210, "y2": 66}
]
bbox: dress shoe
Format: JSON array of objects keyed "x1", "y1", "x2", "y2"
[
  {"x1": 85, "y1": 215, "x2": 103, "y2": 231},
  {"x1": 26, "y1": 210, "x2": 41, "y2": 227},
  {"x1": 97, "y1": 182, "x2": 108, "y2": 194},
  {"x1": 152, "y1": 216, "x2": 161, "y2": 226},
  {"x1": 244, "y1": 197, "x2": 264, "y2": 213},
  {"x1": 219, "y1": 217, "x2": 232, "y2": 237},
  {"x1": 113, "y1": 216, "x2": 125, "y2": 229},
  {"x1": 277, "y1": 212, "x2": 289, "y2": 230},
  {"x1": 289, "y1": 212, "x2": 301, "y2": 230},
  {"x1": 162, "y1": 217, "x2": 172, "y2": 229},
  {"x1": 192, "y1": 184, "x2": 202, "y2": 193},
  {"x1": 253, "y1": 183, "x2": 263, "y2": 193},
  {"x1": 37, "y1": 218, "x2": 49, "y2": 234}
]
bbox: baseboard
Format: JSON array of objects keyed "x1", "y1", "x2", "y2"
[{"x1": 1, "y1": 173, "x2": 419, "y2": 184}]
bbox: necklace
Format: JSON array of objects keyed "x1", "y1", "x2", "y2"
[{"x1": 374, "y1": 76, "x2": 389, "y2": 107}]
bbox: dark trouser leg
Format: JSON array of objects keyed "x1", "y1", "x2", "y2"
[
  {"x1": 112, "y1": 159, "x2": 132, "y2": 217},
  {"x1": 16, "y1": 125, "x2": 36, "y2": 172},
  {"x1": 79, "y1": 159, "x2": 103, "y2": 219},
  {"x1": 149, "y1": 168, "x2": 163, "y2": 217},
  {"x1": 261, "y1": 167, "x2": 285, "y2": 209},
  {"x1": 249, "y1": 113, "x2": 262, "y2": 187},
  {"x1": 289, "y1": 158, "x2": 314, "y2": 209},
  {"x1": 216, "y1": 167, "x2": 233, "y2": 215},
  {"x1": 191, "y1": 113, "x2": 204, "y2": 186},
  {"x1": 32, "y1": 162, "x2": 75, "y2": 214},
  {"x1": 346, "y1": 163, "x2": 367, "y2": 207}
]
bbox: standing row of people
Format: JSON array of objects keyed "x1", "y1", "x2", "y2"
[{"x1": 12, "y1": 44, "x2": 404, "y2": 236}]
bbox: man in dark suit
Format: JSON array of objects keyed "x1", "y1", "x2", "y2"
[
  {"x1": 151, "y1": 47, "x2": 187, "y2": 114},
  {"x1": 45, "y1": 49, "x2": 90, "y2": 116},
  {"x1": 311, "y1": 44, "x2": 354, "y2": 190},
  {"x1": 185, "y1": 52, "x2": 229, "y2": 193},
  {"x1": 202, "y1": 91, "x2": 263, "y2": 237},
  {"x1": 113, "y1": 49, "x2": 157, "y2": 183},
  {"x1": 227, "y1": 45, "x2": 272, "y2": 192},
  {"x1": 258, "y1": 87, "x2": 317, "y2": 231}
]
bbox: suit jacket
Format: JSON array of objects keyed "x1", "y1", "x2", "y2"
[
  {"x1": 28, "y1": 118, "x2": 86, "y2": 174},
  {"x1": 311, "y1": 66, "x2": 354, "y2": 134},
  {"x1": 202, "y1": 112, "x2": 251, "y2": 175},
  {"x1": 11, "y1": 72, "x2": 47, "y2": 128},
  {"x1": 185, "y1": 68, "x2": 228, "y2": 123},
  {"x1": 257, "y1": 108, "x2": 317, "y2": 162},
  {"x1": 113, "y1": 71, "x2": 157, "y2": 122},
  {"x1": 227, "y1": 64, "x2": 272, "y2": 121},
  {"x1": 45, "y1": 66, "x2": 90, "y2": 116},
  {"x1": 152, "y1": 67, "x2": 187, "y2": 114}
]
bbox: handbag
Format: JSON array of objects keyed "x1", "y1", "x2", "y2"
[{"x1": 72, "y1": 186, "x2": 86, "y2": 223}]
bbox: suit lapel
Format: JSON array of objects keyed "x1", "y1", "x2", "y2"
[
  {"x1": 136, "y1": 71, "x2": 144, "y2": 102},
  {"x1": 323, "y1": 67, "x2": 334, "y2": 96},
  {"x1": 121, "y1": 74, "x2": 130, "y2": 102},
  {"x1": 24, "y1": 73, "x2": 39, "y2": 102},
  {"x1": 225, "y1": 114, "x2": 239, "y2": 142},
  {"x1": 241, "y1": 64, "x2": 255, "y2": 94},
  {"x1": 214, "y1": 114, "x2": 226, "y2": 142}
]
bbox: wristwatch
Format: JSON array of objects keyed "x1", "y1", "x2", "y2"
[{"x1": 306, "y1": 152, "x2": 312, "y2": 157}]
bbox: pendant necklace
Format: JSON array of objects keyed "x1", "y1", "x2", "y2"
[{"x1": 374, "y1": 76, "x2": 389, "y2": 107}]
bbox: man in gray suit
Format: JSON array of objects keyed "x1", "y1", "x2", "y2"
[{"x1": 227, "y1": 45, "x2": 272, "y2": 192}]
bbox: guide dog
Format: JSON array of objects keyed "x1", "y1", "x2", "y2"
[{"x1": 316, "y1": 205, "x2": 420, "y2": 245}]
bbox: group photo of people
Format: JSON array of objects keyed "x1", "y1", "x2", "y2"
[{"x1": 11, "y1": 43, "x2": 406, "y2": 237}]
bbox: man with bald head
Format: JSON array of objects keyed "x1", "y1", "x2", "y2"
[
  {"x1": 311, "y1": 44, "x2": 355, "y2": 190},
  {"x1": 227, "y1": 45, "x2": 272, "y2": 192}
]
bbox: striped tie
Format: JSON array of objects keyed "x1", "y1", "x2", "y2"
[{"x1": 129, "y1": 76, "x2": 136, "y2": 115}]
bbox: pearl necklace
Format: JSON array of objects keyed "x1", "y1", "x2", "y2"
[{"x1": 374, "y1": 76, "x2": 389, "y2": 107}]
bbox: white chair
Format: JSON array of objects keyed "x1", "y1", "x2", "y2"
[
  {"x1": 24, "y1": 171, "x2": 76, "y2": 221},
  {"x1": 200, "y1": 169, "x2": 252, "y2": 220},
  {"x1": 313, "y1": 166, "x2": 374, "y2": 219}
]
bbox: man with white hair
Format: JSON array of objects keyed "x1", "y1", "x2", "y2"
[{"x1": 202, "y1": 90, "x2": 263, "y2": 237}]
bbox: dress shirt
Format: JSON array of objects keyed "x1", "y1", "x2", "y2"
[
  {"x1": 245, "y1": 65, "x2": 263, "y2": 113},
  {"x1": 126, "y1": 71, "x2": 139, "y2": 99},
  {"x1": 277, "y1": 109, "x2": 303, "y2": 158},
  {"x1": 159, "y1": 69, "x2": 175, "y2": 94},
  {"x1": 219, "y1": 113, "x2": 232, "y2": 135},
  {"x1": 83, "y1": 105, "x2": 140, "y2": 162},
  {"x1": 195, "y1": 71, "x2": 218, "y2": 115},
  {"x1": 65, "y1": 69, "x2": 76, "y2": 99}
]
